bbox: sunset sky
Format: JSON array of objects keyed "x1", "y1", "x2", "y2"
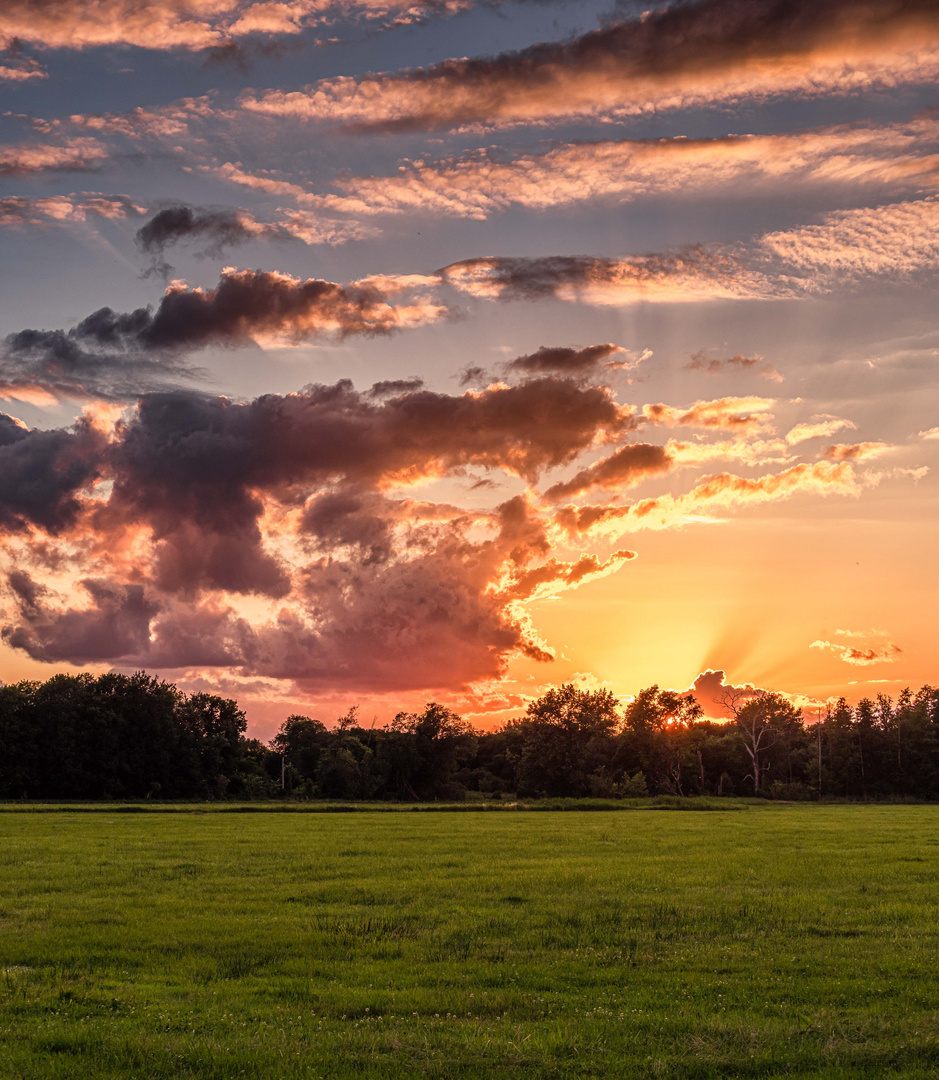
[{"x1": 1, "y1": 0, "x2": 937, "y2": 737}]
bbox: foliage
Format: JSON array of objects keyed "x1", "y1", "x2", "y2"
[{"x1": 3, "y1": 675, "x2": 939, "y2": 802}]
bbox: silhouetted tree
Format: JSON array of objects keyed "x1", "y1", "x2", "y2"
[{"x1": 511, "y1": 684, "x2": 621, "y2": 797}]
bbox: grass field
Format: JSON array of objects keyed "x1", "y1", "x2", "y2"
[{"x1": 2, "y1": 804, "x2": 939, "y2": 1079}]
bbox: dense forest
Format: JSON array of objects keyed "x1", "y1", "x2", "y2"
[{"x1": 1, "y1": 672, "x2": 938, "y2": 801}]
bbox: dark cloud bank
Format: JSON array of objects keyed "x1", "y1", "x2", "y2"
[{"x1": 0, "y1": 376, "x2": 633, "y2": 690}]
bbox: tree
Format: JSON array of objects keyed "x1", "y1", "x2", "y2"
[
  {"x1": 384, "y1": 703, "x2": 476, "y2": 799},
  {"x1": 513, "y1": 684, "x2": 621, "y2": 797},
  {"x1": 271, "y1": 714, "x2": 329, "y2": 782},
  {"x1": 720, "y1": 689, "x2": 802, "y2": 795},
  {"x1": 619, "y1": 685, "x2": 701, "y2": 794},
  {"x1": 176, "y1": 693, "x2": 247, "y2": 797}
]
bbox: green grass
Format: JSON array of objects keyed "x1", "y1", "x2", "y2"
[{"x1": 2, "y1": 806, "x2": 939, "y2": 1078}]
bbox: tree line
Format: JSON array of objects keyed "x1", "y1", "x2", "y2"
[{"x1": 1, "y1": 672, "x2": 938, "y2": 801}]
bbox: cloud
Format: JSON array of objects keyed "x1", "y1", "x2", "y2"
[
  {"x1": 504, "y1": 548, "x2": 637, "y2": 601},
  {"x1": 785, "y1": 417, "x2": 856, "y2": 445},
  {"x1": 311, "y1": 118, "x2": 939, "y2": 221},
  {"x1": 686, "y1": 350, "x2": 783, "y2": 383},
  {"x1": 4, "y1": 576, "x2": 157, "y2": 663},
  {"x1": 437, "y1": 197, "x2": 939, "y2": 309},
  {"x1": 14, "y1": 187, "x2": 939, "y2": 407},
  {"x1": 0, "y1": 366, "x2": 905, "y2": 698},
  {"x1": 439, "y1": 249, "x2": 774, "y2": 304},
  {"x1": 687, "y1": 669, "x2": 765, "y2": 718},
  {"x1": 0, "y1": 192, "x2": 144, "y2": 227},
  {"x1": 0, "y1": 38, "x2": 45, "y2": 81},
  {"x1": 136, "y1": 205, "x2": 283, "y2": 258},
  {"x1": 665, "y1": 436, "x2": 793, "y2": 468},
  {"x1": 434, "y1": 198, "x2": 939, "y2": 312},
  {"x1": 822, "y1": 441, "x2": 889, "y2": 461},
  {"x1": 918, "y1": 426, "x2": 939, "y2": 440},
  {"x1": 134, "y1": 204, "x2": 369, "y2": 266},
  {"x1": 62, "y1": 95, "x2": 223, "y2": 141},
  {"x1": 505, "y1": 343, "x2": 625, "y2": 375},
  {"x1": 811, "y1": 630, "x2": 903, "y2": 665},
  {"x1": 553, "y1": 460, "x2": 862, "y2": 538},
  {"x1": 760, "y1": 196, "x2": 939, "y2": 281},
  {"x1": 643, "y1": 396, "x2": 775, "y2": 431},
  {"x1": 1, "y1": 268, "x2": 448, "y2": 401},
  {"x1": 0, "y1": 138, "x2": 108, "y2": 176},
  {"x1": 544, "y1": 443, "x2": 673, "y2": 501},
  {"x1": 0, "y1": 0, "x2": 477, "y2": 52},
  {"x1": 0, "y1": 380, "x2": 632, "y2": 689},
  {"x1": 242, "y1": 0, "x2": 939, "y2": 132},
  {"x1": 0, "y1": 411, "x2": 106, "y2": 534}
]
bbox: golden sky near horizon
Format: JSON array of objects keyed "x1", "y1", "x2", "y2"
[{"x1": 1, "y1": 0, "x2": 937, "y2": 738}]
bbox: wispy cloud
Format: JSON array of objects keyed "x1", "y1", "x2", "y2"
[
  {"x1": 0, "y1": 137, "x2": 108, "y2": 176},
  {"x1": 0, "y1": 192, "x2": 144, "y2": 226},
  {"x1": 1, "y1": 0, "x2": 478, "y2": 52},
  {"x1": 686, "y1": 350, "x2": 783, "y2": 383},
  {"x1": 811, "y1": 629, "x2": 903, "y2": 666},
  {"x1": 306, "y1": 118, "x2": 939, "y2": 222}
]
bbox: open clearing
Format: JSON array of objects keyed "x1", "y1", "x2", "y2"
[{"x1": 2, "y1": 805, "x2": 939, "y2": 1078}]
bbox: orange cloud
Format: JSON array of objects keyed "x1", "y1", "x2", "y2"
[
  {"x1": 553, "y1": 460, "x2": 862, "y2": 538},
  {"x1": 686, "y1": 669, "x2": 765, "y2": 719},
  {"x1": 643, "y1": 396, "x2": 775, "y2": 431},
  {"x1": 760, "y1": 196, "x2": 939, "y2": 280},
  {"x1": 0, "y1": 364, "x2": 910, "y2": 701},
  {"x1": 310, "y1": 118, "x2": 939, "y2": 221},
  {"x1": 242, "y1": 0, "x2": 939, "y2": 132},
  {"x1": 0, "y1": 193, "x2": 144, "y2": 227},
  {"x1": 0, "y1": 381, "x2": 633, "y2": 691},
  {"x1": 785, "y1": 416, "x2": 856, "y2": 445},
  {"x1": 811, "y1": 630, "x2": 903, "y2": 665},
  {"x1": 1, "y1": 0, "x2": 472, "y2": 52},
  {"x1": 0, "y1": 40, "x2": 44, "y2": 81},
  {"x1": 0, "y1": 138, "x2": 108, "y2": 176}
]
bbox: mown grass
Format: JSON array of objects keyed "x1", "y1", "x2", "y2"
[{"x1": 2, "y1": 805, "x2": 939, "y2": 1078}]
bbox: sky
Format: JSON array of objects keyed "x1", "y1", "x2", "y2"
[{"x1": 1, "y1": 0, "x2": 937, "y2": 738}]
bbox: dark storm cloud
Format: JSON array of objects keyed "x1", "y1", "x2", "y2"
[{"x1": 107, "y1": 377, "x2": 627, "y2": 504}]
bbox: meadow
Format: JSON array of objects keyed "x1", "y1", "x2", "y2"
[{"x1": 2, "y1": 804, "x2": 939, "y2": 1079}]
